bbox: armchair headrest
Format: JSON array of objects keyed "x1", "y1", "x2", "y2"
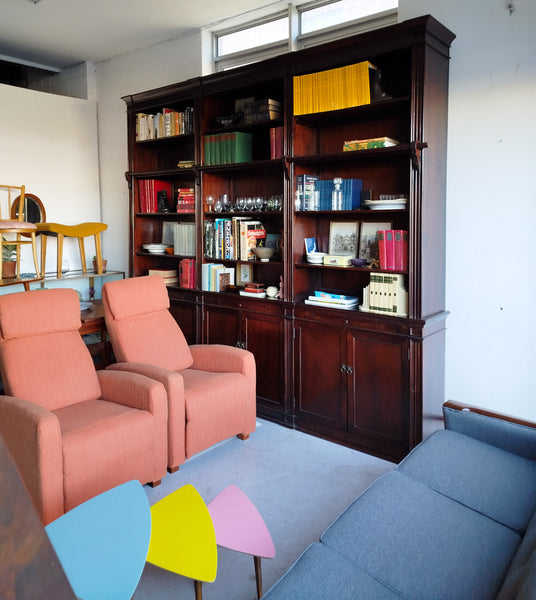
[
  {"x1": 103, "y1": 276, "x2": 170, "y2": 321},
  {"x1": 0, "y1": 288, "x2": 81, "y2": 341}
]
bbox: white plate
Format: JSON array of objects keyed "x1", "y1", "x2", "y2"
[
  {"x1": 143, "y1": 243, "x2": 167, "y2": 250},
  {"x1": 364, "y1": 199, "x2": 407, "y2": 210}
]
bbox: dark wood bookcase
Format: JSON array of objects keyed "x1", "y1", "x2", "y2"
[{"x1": 123, "y1": 15, "x2": 455, "y2": 462}]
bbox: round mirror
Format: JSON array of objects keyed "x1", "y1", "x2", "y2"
[{"x1": 11, "y1": 193, "x2": 46, "y2": 223}]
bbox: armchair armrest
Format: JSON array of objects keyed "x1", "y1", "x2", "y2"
[
  {"x1": 0, "y1": 395, "x2": 64, "y2": 524},
  {"x1": 105, "y1": 363, "x2": 186, "y2": 468},
  {"x1": 189, "y1": 344, "x2": 256, "y2": 380},
  {"x1": 443, "y1": 400, "x2": 536, "y2": 461},
  {"x1": 97, "y1": 369, "x2": 168, "y2": 419}
]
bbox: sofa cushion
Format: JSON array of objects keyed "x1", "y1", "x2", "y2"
[
  {"x1": 497, "y1": 509, "x2": 536, "y2": 599},
  {"x1": 321, "y1": 471, "x2": 520, "y2": 600},
  {"x1": 397, "y1": 429, "x2": 536, "y2": 532},
  {"x1": 262, "y1": 542, "x2": 405, "y2": 600}
]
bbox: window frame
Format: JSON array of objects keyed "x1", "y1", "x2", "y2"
[{"x1": 212, "y1": 1, "x2": 398, "y2": 72}]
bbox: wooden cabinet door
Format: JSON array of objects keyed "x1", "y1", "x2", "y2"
[
  {"x1": 203, "y1": 303, "x2": 241, "y2": 347},
  {"x1": 293, "y1": 320, "x2": 347, "y2": 432},
  {"x1": 243, "y1": 311, "x2": 286, "y2": 416},
  {"x1": 169, "y1": 296, "x2": 199, "y2": 345},
  {"x1": 347, "y1": 329, "x2": 410, "y2": 455}
]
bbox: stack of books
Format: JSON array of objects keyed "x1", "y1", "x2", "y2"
[
  {"x1": 304, "y1": 290, "x2": 358, "y2": 310},
  {"x1": 293, "y1": 61, "x2": 376, "y2": 115},
  {"x1": 360, "y1": 273, "x2": 408, "y2": 317},
  {"x1": 176, "y1": 188, "x2": 195, "y2": 213},
  {"x1": 242, "y1": 98, "x2": 282, "y2": 124},
  {"x1": 378, "y1": 230, "x2": 408, "y2": 270},
  {"x1": 239, "y1": 282, "x2": 266, "y2": 298},
  {"x1": 148, "y1": 268, "x2": 178, "y2": 287},
  {"x1": 343, "y1": 137, "x2": 399, "y2": 151}
]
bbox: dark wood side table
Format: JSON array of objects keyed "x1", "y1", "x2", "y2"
[{"x1": 80, "y1": 300, "x2": 112, "y2": 368}]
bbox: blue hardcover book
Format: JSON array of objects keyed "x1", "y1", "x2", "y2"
[
  {"x1": 314, "y1": 290, "x2": 358, "y2": 301},
  {"x1": 342, "y1": 179, "x2": 363, "y2": 210}
]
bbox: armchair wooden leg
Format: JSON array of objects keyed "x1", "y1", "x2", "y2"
[
  {"x1": 237, "y1": 434, "x2": 250, "y2": 441},
  {"x1": 168, "y1": 465, "x2": 180, "y2": 474},
  {"x1": 147, "y1": 480, "x2": 161, "y2": 488},
  {"x1": 195, "y1": 580, "x2": 203, "y2": 600}
]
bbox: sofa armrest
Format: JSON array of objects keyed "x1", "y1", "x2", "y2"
[
  {"x1": 0, "y1": 395, "x2": 64, "y2": 524},
  {"x1": 443, "y1": 400, "x2": 536, "y2": 461},
  {"x1": 189, "y1": 344, "x2": 256, "y2": 379}
]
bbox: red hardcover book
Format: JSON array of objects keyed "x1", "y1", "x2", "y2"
[
  {"x1": 378, "y1": 231, "x2": 386, "y2": 269},
  {"x1": 179, "y1": 259, "x2": 188, "y2": 287},
  {"x1": 394, "y1": 230, "x2": 408, "y2": 270},
  {"x1": 384, "y1": 229, "x2": 395, "y2": 270},
  {"x1": 188, "y1": 259, "x2": 196, "y2": 289}
]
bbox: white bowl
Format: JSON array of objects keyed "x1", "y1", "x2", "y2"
[{"x1": 307, "y1": 252, "x2": 327, "y2": 264}]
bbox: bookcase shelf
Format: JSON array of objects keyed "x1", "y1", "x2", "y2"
[{"x1": 123, "y1": 15, "x2": 455, "y2": 462}]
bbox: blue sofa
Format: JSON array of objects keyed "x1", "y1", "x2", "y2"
[{"x1": 263, "y1": 401, "x2": 536, "y2": 600}]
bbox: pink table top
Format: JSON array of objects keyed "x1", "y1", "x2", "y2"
[{"x1": 208, "y1": 485, "x2": 275, "y2": 559}]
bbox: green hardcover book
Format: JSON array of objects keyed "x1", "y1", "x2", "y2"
[{"x1": 233, "y1": 132, "x2": 252, "y2": 163}]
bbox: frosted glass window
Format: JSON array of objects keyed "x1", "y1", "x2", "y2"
[
  {"x1": 217, "y1": 17, "x2": 289, "y2": 57},
  {"x1": 300, "y1": 0, "x2": 398, "y2": 34}
]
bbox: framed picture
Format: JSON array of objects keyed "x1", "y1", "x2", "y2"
[
  {"x1": 358, "y1": 221, "x2": 392, "y2": 261},
  {"x1": 237, "y1": 263, "x2": 253, "y2": 285},
  {"x1": 328, "y1": 221, "x2": 359, "y2": 257}
]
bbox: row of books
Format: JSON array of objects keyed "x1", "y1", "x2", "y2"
[
  {"x1": 378, "y1": 230, "x2": 408, "y2": 270},
  {"x1": 304, "y1": 290, "x2": 359, "y2": 310},
  {"x1": 204, "y1": 218, "x2": 266, "y2": 261},
  {"x1": 296, "y1": 175, "x2": 363, "y2": 211},
  {"x1": 360, "y1": 273, "x2": 408, "y2": 317},
  {"x1": 173, "y1": 222, "x2": 196, "y2": 256},
  {"x1": 203, "y1": 132, "x2": 252, "y2": 165},
  {"x1": 201, "y1": 263, "x2": 235, "y2": 292},
  {"x1": 136, "y1": 107, "x2": 194, "y2": 141},
  {"x1": 293, "y1": 61, "x2": 375, "y2": 116},
  {"x1": 235, "y1": 98, "x2": 283, "y2": 125},
  {"x1": 148, "y1": 259, "x2": 195, "y2": 289},
  {"x1": 138, "y1": 179, "x2": 171, "y2": 213}
]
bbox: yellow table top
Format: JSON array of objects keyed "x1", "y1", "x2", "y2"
[{"x1": 147, "y1": 484, "x2": 217, "y2": 583}]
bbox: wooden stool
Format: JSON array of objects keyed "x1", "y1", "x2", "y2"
[{"x1": 36, "y1": 222, "x2": 107, "y2": 278}]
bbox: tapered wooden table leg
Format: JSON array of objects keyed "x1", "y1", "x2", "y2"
[
  {"x1": 195, "y1": 580, "x2": 203, "y2": 600},
  {"x1": 254, "y1": 555, "x2": 263, "y2": 598}
]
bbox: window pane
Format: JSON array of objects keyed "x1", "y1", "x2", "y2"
[
  {"x1": 301, "y1": 0, "x2": 398, "y2": 34},
  {"x1": 217, "y1": 17, "x2": 289, "y2": 57}
]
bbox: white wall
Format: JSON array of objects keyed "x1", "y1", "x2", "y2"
[
  {"x1": 399, "y1": 0, "x2": 536, "y2": 418},
  {"x1": 96, "y1": 31, "x2": 203, "y2": 272},
  {"x1": 92, "y1": 1, "x2": 534, "y2": 420},
  {"x1": 0, "y1": 83, "x2": 100, "y2": 274}
]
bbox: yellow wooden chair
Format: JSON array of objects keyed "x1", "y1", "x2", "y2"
[
  {"x1": 10, "y1": 191, "x2": 107, "y2": 278},
  {"x1": 0, "y1": 184, "x2": 41, "y2": 281}
]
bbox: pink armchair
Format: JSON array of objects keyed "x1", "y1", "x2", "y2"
[
  {"x1": 0, "y1": 288, "x2": 168, "y2": 525},
  {"x1": 102, "y1": 275, "x2": 256, "y2": 472}
]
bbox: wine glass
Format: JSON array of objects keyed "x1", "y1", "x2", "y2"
[{"x1": 206, "y1": 195, "x2": 214, "y2": 212}]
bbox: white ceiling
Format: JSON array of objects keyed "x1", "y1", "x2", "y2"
[{"x1": 0, "y1": 0, "x2": 283, "y2": 70}]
